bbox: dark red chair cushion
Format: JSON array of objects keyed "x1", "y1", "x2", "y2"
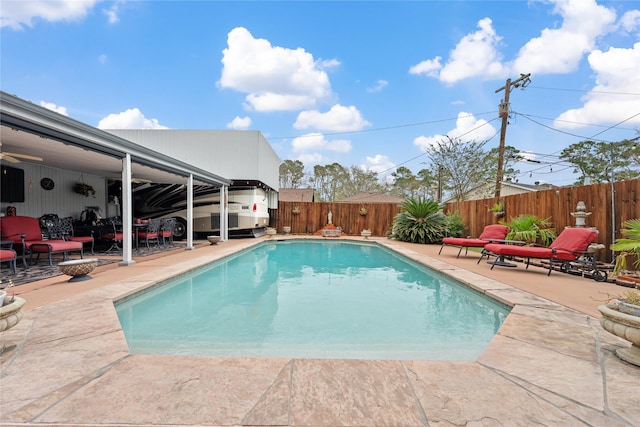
[{"x1": 478, "y1": 224, "x2": 510, "y2": 240}]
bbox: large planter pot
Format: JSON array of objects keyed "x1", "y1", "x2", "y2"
[
  {"x1": 0, "y1": 296, "x2": 25, "y2": 333},
  {"x1": 598, "y1": 303, "x2": 640, "y2": 366}
]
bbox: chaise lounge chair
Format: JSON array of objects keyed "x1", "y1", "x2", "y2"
[
  {"x1": 439, "y1": 224, "x2": 510, "y2": 258},
  {"x1": 483, "y1": 227, "x2": 607, "y2": 281}
]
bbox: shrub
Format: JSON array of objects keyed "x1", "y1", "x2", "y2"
[
  {"x1": 390, "y1": 198, "x2": 448, "y2": 244},
  {"x1": 611, "y1": 218, "x2": 640, "y2": 275},
  {"x1": 446, "y1": 211, "x2": 466, "y2": 238}
]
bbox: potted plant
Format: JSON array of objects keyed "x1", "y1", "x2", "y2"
[
  {"x1": 598, "y1": 289, "x2": 640, "y2": 366},
  {"x1": 489, "y1": 201, "x2": 505, "y2": 218},
  {"x1": 500, "y1": 214, "x2": 557, "y2": 246},
  {"x1": 74, "y1": 182, "x2": 96, "y2": 198},
  {"x1": 610, "y1": 218, "x2": 640, "y2": 287}
]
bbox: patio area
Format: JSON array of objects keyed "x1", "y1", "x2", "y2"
[{"x1": 1, "y1": 236, "x2": 638, "y2": 426}]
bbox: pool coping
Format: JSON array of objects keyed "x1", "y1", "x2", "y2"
[{"x1": 1, "y1": 236, "x2": 638, "y2": 426}]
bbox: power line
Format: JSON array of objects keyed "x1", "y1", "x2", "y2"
[
  {"x1": 269, "y1": 111, "x2": 496, "y2": 140},
  {"x1": 529, "y1": 85, "x2": 640, "y2": 96}
]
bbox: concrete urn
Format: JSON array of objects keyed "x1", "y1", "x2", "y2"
[{"x1": 598, "y1": 303, "x2": 640, "y2": 366}]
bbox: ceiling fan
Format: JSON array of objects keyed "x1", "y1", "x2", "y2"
[
  {"x1": 0, "y1": 152, "x2": 44, "y2": 163},
  {"x1": 0, "y1": 143, "x2": 44, "y2": 163}
]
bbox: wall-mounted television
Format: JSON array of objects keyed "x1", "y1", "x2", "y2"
[{"x1": 1, "y1": 165, "x2": 25, "y2": 202}]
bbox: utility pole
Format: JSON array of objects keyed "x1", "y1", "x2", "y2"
[{"x1": 494, "y1": 73, "x2": 531, "y2": 197}]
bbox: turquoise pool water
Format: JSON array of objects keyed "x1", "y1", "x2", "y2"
[{"x1": 116, "y1": 240, "x2": 510, "y2": 360}]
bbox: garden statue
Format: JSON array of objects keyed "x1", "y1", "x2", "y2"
[{"x1": 570, "y1": 201, "x2": 592, "y2": 227}]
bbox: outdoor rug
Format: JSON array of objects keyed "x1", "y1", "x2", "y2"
[{"x1": 1, "y1": 242, "x2": 187, "y2": 287}]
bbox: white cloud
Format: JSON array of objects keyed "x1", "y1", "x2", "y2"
[
  {"x1": 410, "y1": 18, "x2": 505, "y2": 84},
  {"x1": 97, "y1": 108, "x2": 168, "y2": 129},
  {"x1": 413, "y1": 112, "x2": 497, "y2": 152},
  {"x1": 361, "y1": 155, "x2": 396, "y2": 184},
  {"x1": 218, "y1": 27, "x2": 337, "y2": 112},
  {"x1": 511, "y1": 0, "x2": 616, "y2": 75},
  {"x1": 102, "y1": 1, "x2": 122, "y2": 24},
  {"x1": 291, "y1": 133, "x2": 351, "y2": 153},
  {"x1": 555, "y1": 42, "x2": 640, "y2": 128},
  {"x1": 294, "y1": 104, "x2": 370, "y2": 132},
  {"x1": 297, "y1": 152, "x2": 324, "y2": 165},
  {"x1": 1, "y1": 0, "x2": 97, "y2": 29},
  {"x1": 619, "y1": 10, "x2": 640, "y2": 34},
  {"x1": 39, "y1": 101, "x2": 68, "y2": 116},
  {"x1": 98, "y1": 54, "x2": 108, "y2": 64},
  {"x1": 367, "y1": 80, "x2": 388, "y2": 93},
  {"x1": 411, "y1": 0, "x2": 619, "y2": 83},
  {"x1": 226, "y1": 116, "x2": 252, "y2": 130}
]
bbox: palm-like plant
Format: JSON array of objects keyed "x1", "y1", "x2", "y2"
[
  {"x1": 390, "y1": 198, "x2": 448, "y2": 244},
  {"x1": 611, "y1": 218, "x2": 640, "y2": 276},
  {"x1": 500, "y1": 214, "x2": 557, "y2": 246}
]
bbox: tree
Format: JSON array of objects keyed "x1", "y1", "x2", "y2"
[
  {"x1": 390, "y1": 167, "x2": 417, "y2": 199},
  {"x1": 311, "y1": 163, "x2": 350, "y2": 201},
  {"x1": 487, "y1": 145, "x2": 522, "y2": 183},
  {"x1": 559, "y1": 139, "x2": 640, "y2": 185},
  {"x1": 279, "y1": 160, "x2": 306, "y2": 188},
  {"x1": 345, "y1": 166, "x2": 385, "y2": 195},
  {"x1": 426, "y1": 136, "x2": 493, "y2": 201}
]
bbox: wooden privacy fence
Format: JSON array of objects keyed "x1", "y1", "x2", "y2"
[
  {"x1": 271, "y1": 201, "x2": 402, "y2": 237},
  {"x1": 271, "y1": 179, "x2": 639, "y2": 263},
  {"x1": 444, "y1": 179, "x2": 639, "y2": 264}
]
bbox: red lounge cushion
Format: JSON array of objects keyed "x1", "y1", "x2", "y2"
[
  {"x1": 1, "y1": 216, "x2": 43, "y2": 243},
  {"x1": 549, "y1": 228, "x2": 598, "y2": 252},
  {"x1": 484, "y1": 228, "x2": 599, "y2": 262},
  {"x1": 68, "y1": 236, "x2": 94, "y2": 243},
  {"x1": 0, "y1": 249, "x2": 16, "y2": 261},
  {"x1": 478, "y1": 224, "x2": 509, "y2": 240},
  {"x1": 27, "y1": 240, "x2": 83, "y2": 253},
  {"x1": 442, "y1": 237, "x2": 487, "y2": 248}
]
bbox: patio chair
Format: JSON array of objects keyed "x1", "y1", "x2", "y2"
[
  {"x1": 136, "y1": 218, "x2": 161, "y2": 249},
  {"x1": 439, "y1": 224, "x2": 509, "y2": 258},
  {"x1": 159, "y1": 218, "x2": 176, "y2": 246},
  {"x1": 96, "y1": 219, "x2": 123, "y2": 252},
  {"x1": 483, "y1": 227, "x2": 606, "y2": 281},
  {"x1": 0, "y1": 247, "x2": 18, "y2": 274},
  {"x1": 46, "y1": 217, "x2": 95, "y2": 255},
  {"x1": 0, "y1": 215, "x2": 83, "y2": 266}
]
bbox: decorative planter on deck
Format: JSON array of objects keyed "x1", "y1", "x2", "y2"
[
  {"x1": 0, "y1": 296, "x2": 25, "y2": 333},
  {"x1": 58, "y1": 258, "x2": 98, "y2": 282},
  {"x1": 598, "y1": 303, "x2": 640, "y2": 366}
]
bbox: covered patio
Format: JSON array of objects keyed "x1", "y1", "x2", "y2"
[{"x1": 0, "y1": 91, "x2": 231, "y2": 267}]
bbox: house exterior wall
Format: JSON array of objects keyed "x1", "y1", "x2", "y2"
[
  {"x1": 0, "y1": 162, "x2": 105, "y2": 220},
  {"x1": 105, "y1": 130, "x2": 280, "y2": 191}
]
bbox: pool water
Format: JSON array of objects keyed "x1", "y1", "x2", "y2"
[{"x1": 116, "y1": 240, "x2": 510, "y2": 360}]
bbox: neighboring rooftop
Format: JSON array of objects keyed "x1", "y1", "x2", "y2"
[{"x1": 279, "y1": 188, "x2": 315, "y2": 202}]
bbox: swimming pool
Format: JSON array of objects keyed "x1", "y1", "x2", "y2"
[{"x1": 116, "y1": 240, "x2": 510, "y2": 360}]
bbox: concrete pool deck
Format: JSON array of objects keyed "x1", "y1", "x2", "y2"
[{"x1": 1, "y1": 237, "x2": 638, "y2": 426}]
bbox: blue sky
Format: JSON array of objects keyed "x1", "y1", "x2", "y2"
[{"x1": 1, "y1": 0, "x2": 639, "y2": 186}]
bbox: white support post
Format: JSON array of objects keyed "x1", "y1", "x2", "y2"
[
  {"x1": 220, "y1": 185, "x2": 227, "y2": 241},
  {"x1": 119, "y1": 153, "x2": 135, "y2": 265},
  {"x1": 186, "y1": 174, "x2": 194, "y2": 250}
]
